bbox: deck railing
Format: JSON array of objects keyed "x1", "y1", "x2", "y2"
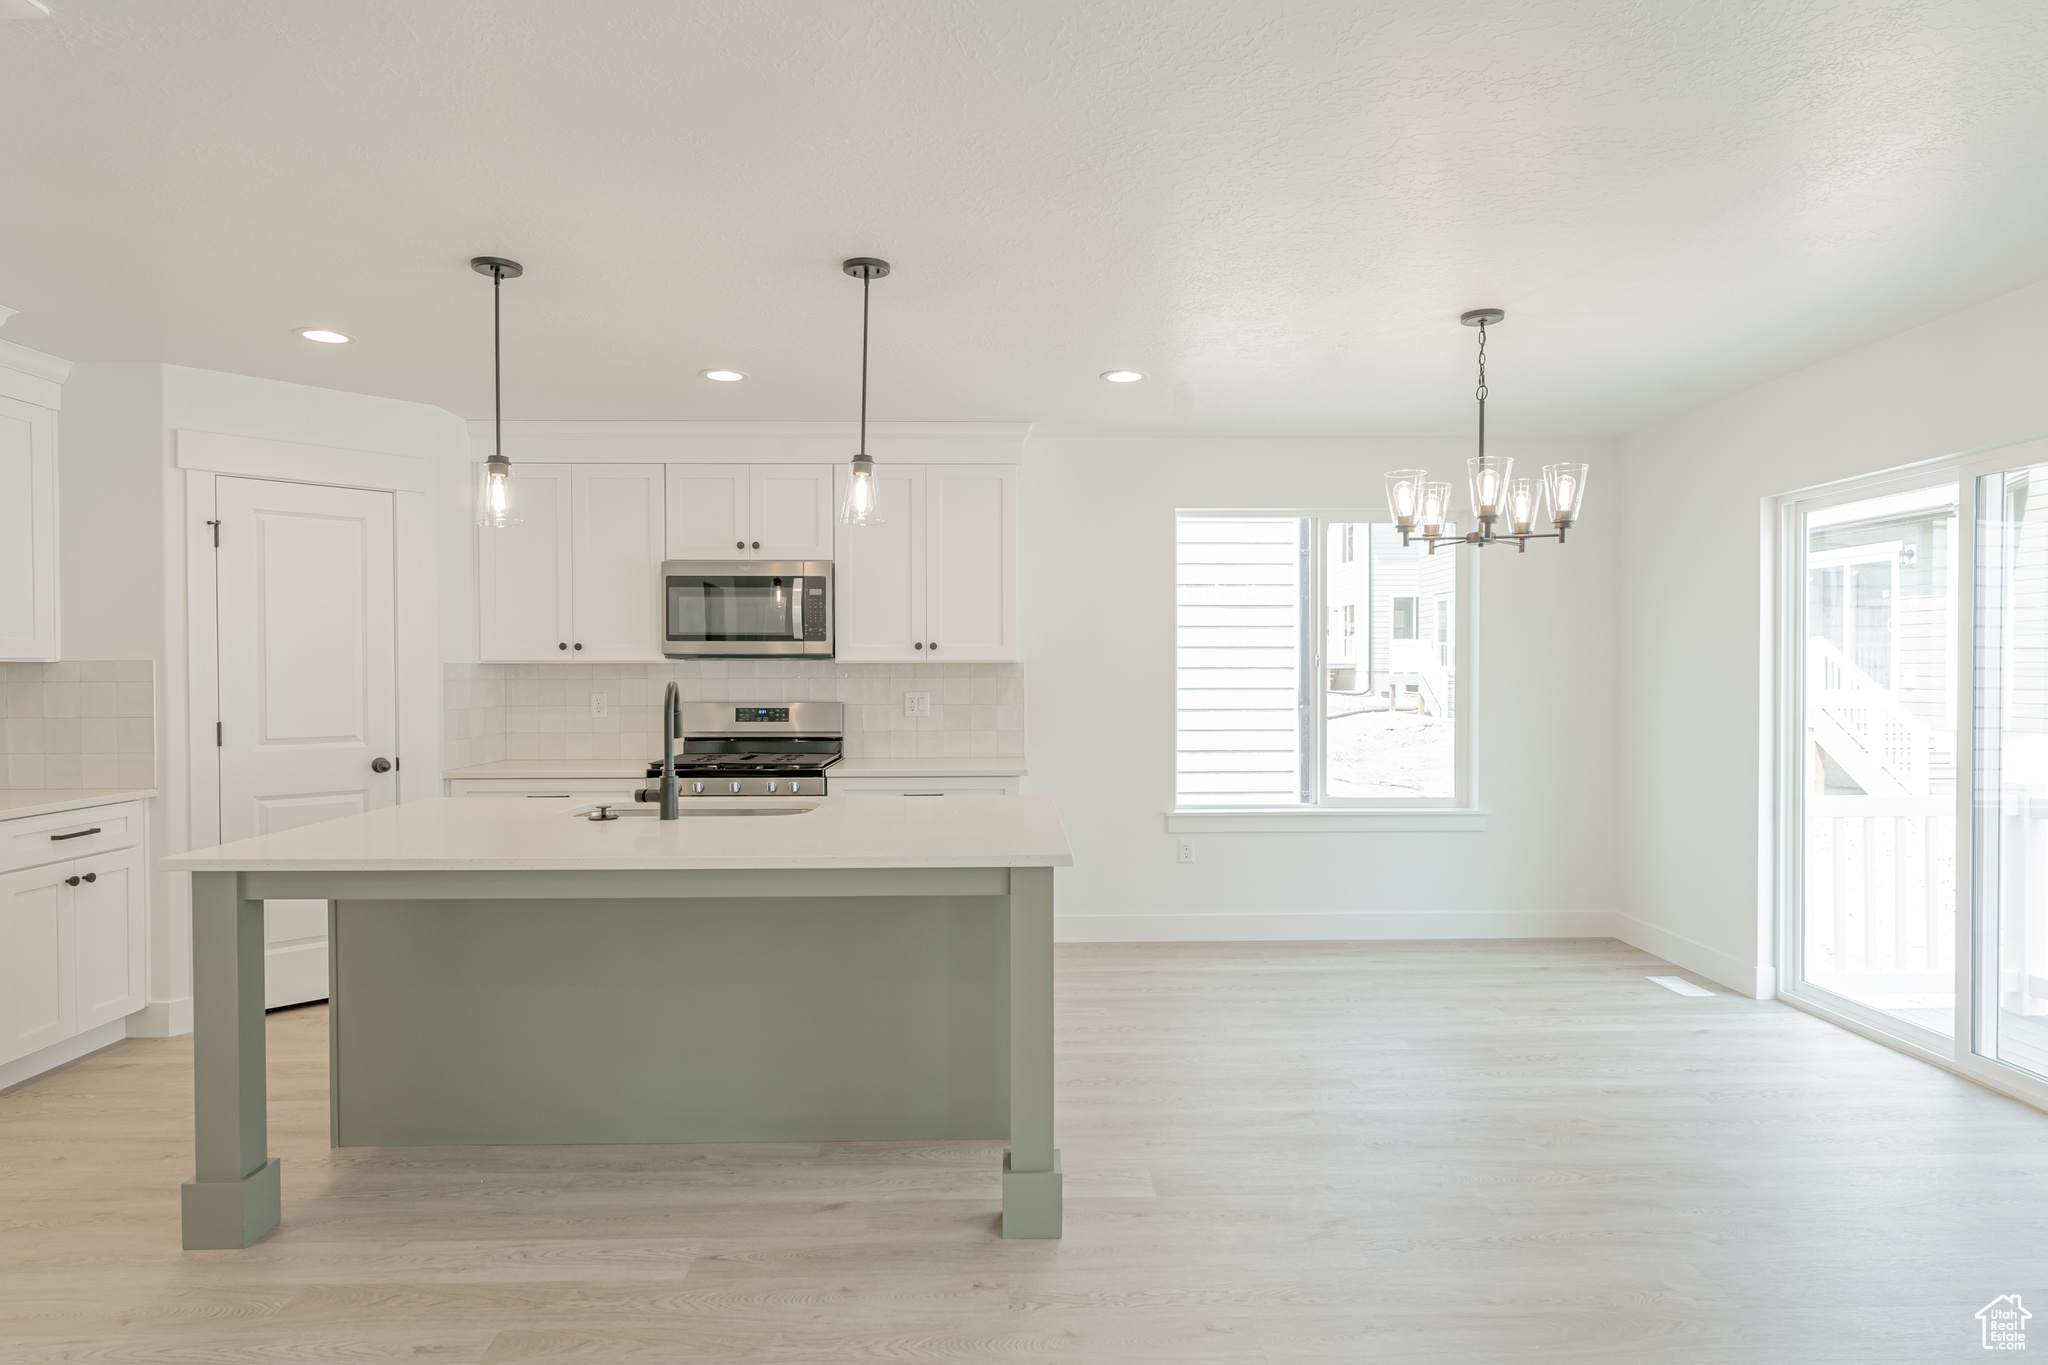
[
  {"x1": 1804, "y1": 794, "x2": 1953, "y2": 993},
  {"x1": 1809, "y1": 637, "x2": 1929, "y2": 796}
]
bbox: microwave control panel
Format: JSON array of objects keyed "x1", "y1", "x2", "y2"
[{"x1": 802, "y1": 581, "x2": 829, "y2": 640}]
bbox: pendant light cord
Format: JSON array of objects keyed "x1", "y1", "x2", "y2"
[
  {"x1": 858, "y1": 274, "x2": 870, "y2": 457},
  {"x1": 493, "y1": 266, "x2": 504, "y2": 463},
  {"x1": 1474, "y1": 320, "x2": 1487, "y2": 469}
]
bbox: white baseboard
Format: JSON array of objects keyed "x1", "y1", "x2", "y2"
[
  {"x1": 0, "y1": 1018, "x2": 130, "y2": 1093},
  {"x1": 1055, "y1": 909, "x2": 1619, "y2": 943},
  {"x1": 130, "y1": 996, "x2": 193, "y2": 1038},
  {"x1": 1609, "y1": 913, "x2": 1774, "y2": 999}
]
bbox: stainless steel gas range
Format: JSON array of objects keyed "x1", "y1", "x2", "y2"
[{"x1": 636, "y1": 701, "x2": 842, "y2": 800}]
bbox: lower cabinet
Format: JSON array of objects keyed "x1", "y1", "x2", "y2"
[{"x1": 0, "y1": 831, "x2": 146, "y2": 1068}]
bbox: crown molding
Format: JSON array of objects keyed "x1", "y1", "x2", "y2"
[{"x1": 0, "y1": 337, "x2": 72, "y2": 408}]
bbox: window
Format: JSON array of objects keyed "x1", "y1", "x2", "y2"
[{"x1": 1176, "y1": 512, "x2": 1465, "y2": 809}]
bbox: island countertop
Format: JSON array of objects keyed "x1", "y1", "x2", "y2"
[{"x1": 163, "y1": 794, "x2": 1072, "y2": 872}]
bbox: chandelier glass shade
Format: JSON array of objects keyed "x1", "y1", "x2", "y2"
[{"x1": 1389, "y1": 310, "x2": 1589, "y2": 554}]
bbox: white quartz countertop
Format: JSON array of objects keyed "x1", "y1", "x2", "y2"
[
  {"x1": 0, "y1": 788, "x2": 156, "y2": 821},
  {"x1": 442, "y1": 758, "x2": 1028, "y2": 780},
  {"x1": 163, "y1": 795, "x2": 1071, "y2": 872}
]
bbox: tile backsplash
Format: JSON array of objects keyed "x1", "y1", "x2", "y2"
[
  {"x1": 443, "y1": 660, "x2": 1025, "y2": 771},
  {"x1": 0, "y1": 661, "x2": 156, "y2": 790}
]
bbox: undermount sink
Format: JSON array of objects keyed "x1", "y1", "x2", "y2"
[{"x1": 564, "y1": 801, "x2": 819, "y2": 820}]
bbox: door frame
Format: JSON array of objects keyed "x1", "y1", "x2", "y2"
[
  {"x1": 1772, "y1": 439, "x2": 2048, "y2": 1114},
  {"x1": 183, "y1": 461, "x2": 438, "y2": 853}
]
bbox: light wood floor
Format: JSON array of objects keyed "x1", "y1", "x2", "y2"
[{"x1": 4, "y1": 938, "x2": 2045, "y2": 1363}]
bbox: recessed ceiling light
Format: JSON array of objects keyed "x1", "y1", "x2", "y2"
[
  {"x1": 297, "y1": 328, "x2": 351, "y2": 344},
  {"x1": 1100, "y1": 369, "x2": 1144, "y2": 383},
  {"x1": 701, "y1": 369, "x2": 747, "y2": 382}
]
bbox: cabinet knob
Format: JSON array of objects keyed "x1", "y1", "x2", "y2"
[
  {"x1": 82, "y1": 872, "x2": 96, "y2": 883},
  {"x1": 736, "y1": 540, "x2": 745, "y2": 550},
  {"x1": 65, "y1": 875, "x2": 80, "y2": 887},
  {"x1": 574, "y1": 643, "x2": 583, "y2": 650},
  {"x1": 914, "y1": 642, "x2": 923, "y2": 650},
  {"x1": 929, "y1": 643, "x2": 938, "y2": 652},
  {"x1": 371, "y1": 757, "x2": 392, "y2": 773},
  {"x1": 751, "y1": 541, "x2": 760, "y2": 549},
  {"x1": 558, "y1": 642, "x2": 568, "y2": 650}
]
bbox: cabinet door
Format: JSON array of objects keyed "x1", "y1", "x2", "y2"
[
  {"x1": 571, "y1": 465, "x2": 666, "y2": 660},
  {"x1": 478, "y1": 463, "x2": 574, "y2": 661},
  {"x1": 833, "y1": 463, "x2": 926, "y2": 660},
  {"x1": 72, "y1": 846, "x2": 145, "y2": 1031},
  {"x1": 0, "y1": 394, "x2": 58, "y2": 661},
  {"x1": 925, "y1": 464, "x2": 1017, "y2": 660},
  {"x1": 0, "y1": 861, "x2": 73, "y2": 1065},
  {"x1": 666, "y1": 464, "x2": 750, "y2": 558},
  {"x1": 750, "y1": 464, "x2": 836, "y2": 560}
]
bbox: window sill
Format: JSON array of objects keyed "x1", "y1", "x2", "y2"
[{"x1": 1164, "y1": 808, "x2": 1489, "y2": 833}]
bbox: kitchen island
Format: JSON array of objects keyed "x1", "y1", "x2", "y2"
[{"x1": 164, "y1": 794, "x2": 1072, "y2": 1249}]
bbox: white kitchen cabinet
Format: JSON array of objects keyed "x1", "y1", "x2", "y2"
[
  {"x1": 827, "y1": 775, "x2": 1021, "y2": 796},
  {"x1": 0, "y1": 800, "x2": 148, "y2": 1070},
  {"x1": 834, "y1": 462, "x2": 1016, "y2": 661},
  {"x1": 478, "y1": 463, "x2": 666, "y2": 662},
  {"x1": 665, "y1": 463, "x2": 835, "y2": 560},
  {"x1": 0, "y1": 392, "x2": 59, "y2": 661}
]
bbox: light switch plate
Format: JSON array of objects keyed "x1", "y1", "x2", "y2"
[
  {"x1": 590, "y1": 693, "x2": 608, "y2": 718},
  {"x1": 905, "y1": 692, "x2": 932, "y2": 717}
]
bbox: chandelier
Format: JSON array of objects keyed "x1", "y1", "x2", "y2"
[{"x1": 1385, "y1": 309, "x2": 1588, "y2": 554}]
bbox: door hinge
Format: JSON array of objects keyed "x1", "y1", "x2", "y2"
[
  {"x1": 206, "y1": 519, "x2": 221, "y2": 547},
  {"x1": 216, "y1": 721, "x2": 222, "y2": 747}
]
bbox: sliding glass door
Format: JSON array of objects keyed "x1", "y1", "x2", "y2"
[
  {"x1": 1786, "y1": 438, "x2": 2048, "y2": 1105},
  {"x1": 1794, "y1": 481, "x2": 1959, "y2": 1039}
]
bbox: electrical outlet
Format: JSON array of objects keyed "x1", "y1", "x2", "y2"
[
  {"x1": 590, "y1": 692, "x2": 608, "y2": 718},
  {"x1": 905, "y1": 691, "x2": 932, "y2": 717},
  {"x1": 1177, "y1": 839, "x2": 1195, "y2": 864}
]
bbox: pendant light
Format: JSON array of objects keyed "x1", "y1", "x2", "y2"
[
  {"x1": 1386, "y1": 309, "x2": 1589, "y2": 554},
  {"x1": 471, "y1": 255, "x2": 524, "y2": 529},
  {"x1": 838, "y1": 256, "x2": 890, "y2": 525}
]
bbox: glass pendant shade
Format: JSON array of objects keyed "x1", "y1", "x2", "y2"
[
  {"x1": 1385, "y1": 469, "x2": 1427, "y2": 525},
  {"x1": 477, "y1": 459, "x2": 518, "y2": 529},
  {"x1": 1507, "y1": 477, "x2": 1542, "y2": 533},
  {"x1": 1418, "y1": 481, "x2": 1453, "y2": 531},
  {"x1": 1467, "y1": 456, "x2": 1512, "y2": 522},
  {"x1": 1543, "y1": 462, "x2": 1589, "y2": 525},
  {"x1": 840, "y1": 453, "x2": 882, "y2": 525}
]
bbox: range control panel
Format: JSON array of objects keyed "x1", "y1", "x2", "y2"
[
  {"x1": 734, "y1": 707, "x2": 789, "y2": 723},
  {"x1": 802, "y1": 582, "x2": 829, "y2": 640}
]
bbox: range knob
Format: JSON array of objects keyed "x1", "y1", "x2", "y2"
[
  {"x1": 766, "y1": 781, "x2": 779, "y2": 793},
  {"x1": 691, "y1": 781, "x2": 704, "y2": 794},
  {"x1": 788, "y1": 780, "x2": 802, "y2": 794},
  {"x1": 728, "y1": 781, "x2": 742, "y2": 794}
]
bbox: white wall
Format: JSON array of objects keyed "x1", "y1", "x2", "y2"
[
  {"x1": 1618, "y1": 277, "x2": 2048, "y2": 998},
  {"x1": 1020, "y1": 435, "x2": 1623, "y2": 941},
  {"x1": 60, "y1": 363, "x2": 461, "y2": 1035}
]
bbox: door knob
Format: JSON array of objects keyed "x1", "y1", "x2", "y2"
[
  {"x1": 371, "y1": 757, "x2": 392, "y2": 773},
  {"x1": 65, "y1": 876, "x2": 80, "y2": 887}
]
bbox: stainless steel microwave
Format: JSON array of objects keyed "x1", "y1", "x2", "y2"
[{"x1": 661, "y1": 560, "x2": 833, "y2": 659}]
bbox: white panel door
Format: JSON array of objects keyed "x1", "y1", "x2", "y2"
[
  {"x1": 0, "y1": 394, "x2": 58, "y2": 661},
  {"x1": 216, "y1": 477, "x2": 398, "y2": 1008},
  {"x1": 666, "y1": 464, "x2": 751, "y2": 558},
  {"x1": 833, "y1": 464, "x2": 925, "y2": 660},
  {"x1": 751, "y1": 464, "x2": 835, "y2": 560},
  {"x1": 72, "y1": 845, "x2": 145, "y2": 1031},
  {"x1": 0, "y1": 861, "x2": 73, "y2": 1065},
  {"x1": 571, "y1": 464, "x2": 666, "y2": 660},
  {"x1": 478, "y1": 463, "x2": 574, "y2": 660},
  {"x1": 925, "y1": 464, "x2": 1017, "y2": 660}
]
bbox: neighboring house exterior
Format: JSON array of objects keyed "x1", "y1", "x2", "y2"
[{"x1": 1326, "y1": 523, "x2": 1454, "y2": 716}]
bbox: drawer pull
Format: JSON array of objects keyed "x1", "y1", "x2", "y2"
[
  {"x1": 904, "y1": 792, "x2": 945, "y2": 797},
  {"x1": 525, "y1": 794, "x2": 573, "y2": 798},
  {"x1": 51, "y1": 827, "x2": 101, "y2": 841}
]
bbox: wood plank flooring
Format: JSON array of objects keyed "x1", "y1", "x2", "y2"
[{"x1": 4, "y1": 938, "x2": 2046, "y2": 1363}]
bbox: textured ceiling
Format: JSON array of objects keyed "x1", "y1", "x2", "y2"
[{"x1": 2, "y1": 1, "x2": 2045, "y2": 435}]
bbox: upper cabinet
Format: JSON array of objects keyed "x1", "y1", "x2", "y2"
[
  {"x1": 478, "y1": 463, "x2": 665, "y2": 661},
  {"x1": 835, "y1": 463, "x2": 1016, "y2": 661},
  {"x1": 666, "y1": 463, "x2": 834, "y2": 560},
  {"x1": 0, "y1": 346, "x2": 69, "y2": 662}
]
